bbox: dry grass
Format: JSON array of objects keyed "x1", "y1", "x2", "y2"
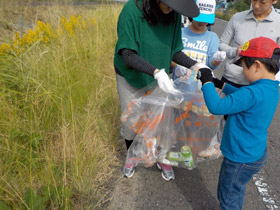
[{"x1": 0, "y1": 1, "x2": 124, "y2": 209}]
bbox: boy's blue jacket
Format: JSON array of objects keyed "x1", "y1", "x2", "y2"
[{"x1": 201, "y1": 79, "x2": 279, "y2": 163}]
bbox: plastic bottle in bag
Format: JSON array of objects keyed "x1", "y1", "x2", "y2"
[
  {"x1": 181, "y1": 146, "x2": 194, "y2": 170},
  {"x1": 167, "y1": 151, "x2": 184, "y2": 162},
  {"x1": 161, "y1": 158, "x2": 179, "y2": 166},
  {"x1": 167, "y1": 146, "x2": 194, "y2": 169}
]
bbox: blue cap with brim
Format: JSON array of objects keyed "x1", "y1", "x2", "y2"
[
  {"x1": 193, "y1": 12, "x2": 215, "y2": 24},
  {"x1": 193, "y1": 0, "x2": 216, "y2": 24}
]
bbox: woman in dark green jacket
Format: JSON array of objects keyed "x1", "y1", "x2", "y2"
[{"x1": 114, "y1": 0, "x2": 208, "y2": 181}]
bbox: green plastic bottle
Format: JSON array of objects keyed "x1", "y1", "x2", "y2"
[
  {"x1": 167, "y1": 151, "x2": 184, "y2": 162},
  {"x1": 181, "y1": 146, "x2": 194, "y2": 169}
]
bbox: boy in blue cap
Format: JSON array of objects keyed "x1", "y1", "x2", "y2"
[{"x1": 197, "y1": 36, "x2": 280, "y2": 209}]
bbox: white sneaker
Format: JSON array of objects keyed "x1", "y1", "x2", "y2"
[{"x1": 157, "y1": 163, "x2": 175, "y2": 181}]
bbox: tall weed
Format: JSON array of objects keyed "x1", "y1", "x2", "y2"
[{"x1": 0, "y1": 2, "x2": 122, "y2": 209}]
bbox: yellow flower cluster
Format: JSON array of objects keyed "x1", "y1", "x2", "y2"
[
  {"x1": 0, "y1": 20, "x2": 54, "y2": 56},
  {"x1": 0, "y1": 43, "x2": 11, "y2": 55},
  {"x1": 0, "y1": 15, "x2": 97, "y2": 56},
  {"x1": 60, "y1": 15, "x2": 95, "y2": 34}
]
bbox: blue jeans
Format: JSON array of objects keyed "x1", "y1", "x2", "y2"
[{"x1": 217, "y1": 148, "x2": 267, "y2": 210}]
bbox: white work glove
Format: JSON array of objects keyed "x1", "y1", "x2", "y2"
[
  {"x1": 213, "y1": 51, "x2": 226, "y2": 62},
  {"x1": 174, "y1": 65, "x2": 192, "y2": 78},
  {"x1": 154, "y1": 69, "x2": 180, "y2": 94}
]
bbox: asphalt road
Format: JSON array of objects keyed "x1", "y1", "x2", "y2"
[{"x1": 109, "y1": 18, "x2": 280, "y2": 210}]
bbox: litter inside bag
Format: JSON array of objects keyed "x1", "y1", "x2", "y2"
[{"x1": 121, "y1": 76, "x2": 223, "y2": 169}]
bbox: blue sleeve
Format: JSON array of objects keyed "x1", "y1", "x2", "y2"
[
  {"x1": 206, "y1": 32, "x2": 219, "y2": 70},
  {"x1": 201, "y1": 82, "x2": 255, "y2": 115},
  {"x1": 223, "y1": 83, "x2": 239, "y2": 95}
]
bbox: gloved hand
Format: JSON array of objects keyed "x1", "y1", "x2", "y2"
[
  {"x1": 154, "y1": 69, "x2": 180, "y2": 94},
  {"x1": 197, "y1": 68, "x2": 213, "y2": 85},
  {"x1": 174, "y1": 65, "x2": 189, "y2": 77},
  {"x1": 213, "y1": 51, "x2": 226, "y2": 62},
  {"x1": 213, "y1": 77, "x2": 225, "y2": 89}
]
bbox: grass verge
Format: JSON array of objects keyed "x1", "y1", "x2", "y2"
[{"x1": 0, "y1": 1, "x2": 123, "y2": 209}]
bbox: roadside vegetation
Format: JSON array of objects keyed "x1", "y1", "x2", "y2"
[
  {"x1": 2, "y1": 0, "x2": 280, "y2": 209},
  {"x1": 0, "y1": 0, "x2": 122, "y2": 209}
]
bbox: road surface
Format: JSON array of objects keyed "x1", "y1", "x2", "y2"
[{"x1": 108, "y1": 18, "x2": 280, "y2": 210}]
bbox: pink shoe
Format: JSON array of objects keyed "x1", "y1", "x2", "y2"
[
  {"x1": 122, "y1": 159, "x2": 136, "y2": 178},
  {"x1": 157, "y1": 163, "x2": 175, "y2": 181}
]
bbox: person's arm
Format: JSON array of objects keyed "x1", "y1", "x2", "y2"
[
  {"x1": 222, "y1": 83, "x2": 239, "y2": 95},
  {"x1": 201, "y1": 83, "x2": 254, "y2": 115},
  {"x1": 171, "y1": 61, "x2": 177, "y2": 68},
  {"x1": 211, "y1": 77, "x2": 240, "y2": 95},
  {"x1": 207, "y1": 33, "x2": 220, "y2": 69},
  {"x1": 209, "y1": 34, "x2": 227, "y2": 67},
  {"x1": 120, "y1": 48, "x2": 156, "y2": 76},
  {"x1": 219, "y1": 14, "x2": 239, "y2": 59},
  {"x1": 172, "y1": 51, "x2": 197, "y2": 69},
  {"x1": 121, "y1": 49, "x2": 180, "y2": 94},
  {"x1": 197, "y1": 68, "x2": 250, "y2": 115}
]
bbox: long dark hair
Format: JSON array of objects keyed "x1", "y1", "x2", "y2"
[{"x1": 135, "y1": 0, "x2": 177, "y2": 25}]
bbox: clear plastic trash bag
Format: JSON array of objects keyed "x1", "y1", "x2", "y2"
[{"x1": 121, "y1": 75, "x2": 223, "y2": 169}]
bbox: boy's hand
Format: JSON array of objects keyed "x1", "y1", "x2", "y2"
[
  {"x1": 213, "y1": 78, "x2": 225, "y2": 89},
  {"x1": 197, "y1": 68, "x2": 213, "y2": 85}
]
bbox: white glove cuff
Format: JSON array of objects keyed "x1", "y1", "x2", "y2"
[
  {"x1": 190, "y1": 63, "x2": 209, "y2": 72},
  {"x1": 154, "y1": 69, "x2": 165, "y2": 79}
]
